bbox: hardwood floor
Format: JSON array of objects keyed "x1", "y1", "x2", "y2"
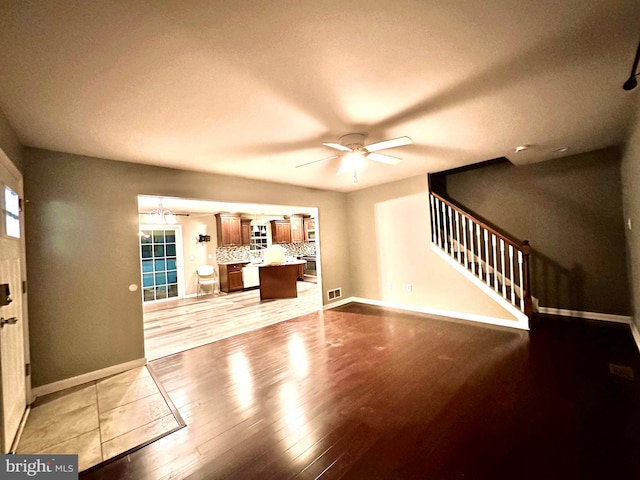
[
  {"x1": 143, "y1": 281, "x2": 321, "y2": 360},
  {"x1": 82, "y1": 305, "x2": 640, "y2": 479}
]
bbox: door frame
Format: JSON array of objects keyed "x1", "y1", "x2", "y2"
[{"x1": 0, "y1": 148, "x2": 30, "y2": 453}]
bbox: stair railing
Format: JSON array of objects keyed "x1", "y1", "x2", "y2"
[{"x1": 429, "y1": 192, "x2": 532, "y2": 318}]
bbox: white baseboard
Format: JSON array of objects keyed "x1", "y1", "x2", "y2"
[
  {"x1": 326, "y1": 296, "x2": 529, "y2": 331},
  {"x1": 630, "y1": 321, "x2": 640, "y2": 354},
  {"x1": 31, "y1": 357, "x2": 147, "y2": 398},
  {"x1": 537, "y1": 306, "x2": 632, "y2": 324},
  {"x1": 323, "y1": 297, "x2": 354, "y2": 310}
]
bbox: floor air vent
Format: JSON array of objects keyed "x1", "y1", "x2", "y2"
[{"x1": 327, "y1": 288, "x2": 342, "y2": 300}]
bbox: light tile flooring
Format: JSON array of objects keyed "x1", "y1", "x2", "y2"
[{"x1": 17, "y1": 366, "x2": 182, "y2": 472}]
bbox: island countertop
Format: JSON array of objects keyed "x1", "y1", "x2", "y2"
[{"x1": 258, "y1": 260, "x2": 306, "y2": 267}]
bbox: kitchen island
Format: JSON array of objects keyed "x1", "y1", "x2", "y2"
[{"x1": 259, "y1": 260, "x2": 306, "y2": 300}]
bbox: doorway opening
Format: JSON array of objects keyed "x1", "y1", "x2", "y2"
[{"x1": 137, "y1": 195, "x2": 323, "y2": 360}]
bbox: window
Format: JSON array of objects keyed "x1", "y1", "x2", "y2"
[
  {"x1": 250, "y1": 224, "x2": 268, "y2": 250},
  {"x1": 4, "y1": 186, "x2": 20, "y2": 238}
]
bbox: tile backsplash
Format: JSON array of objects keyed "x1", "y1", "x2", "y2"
[{"x1": 216, "y1": 242, "x2": 316, "y2": 263}]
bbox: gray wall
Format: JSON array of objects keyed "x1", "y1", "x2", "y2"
[
  {"x1": 621, "y1": 100, "x2": 640, "y2": 331},
  {"x1": 442, "y1": 147, "x2": 630, "y2": 316},
  {"x1": 24, "y1": 148, "x2": 350, "y2": 387}
]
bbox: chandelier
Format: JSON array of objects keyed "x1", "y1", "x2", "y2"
[{"x1": 147, "y1": 200, "x2": 177, "y2": 225}]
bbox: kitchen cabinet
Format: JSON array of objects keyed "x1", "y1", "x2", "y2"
[
  {"x1": 290, "y1": 214, "x2": 304, "y2": 243},
  {"x1": 304, "y1": 217, "x2": 316, "y2": 242},
  {"x1": 216, "y1": 213, "x2": 242, "y2": 247},
  {"x1": 271, "y1": 220, "x2": 291, "y2": 244},
  {"x1": 241, "y1": 219, "x2": 252, "y2": 246},
  {"x1": 219, "y1": 262, "x2": 247, "y2": 292}
]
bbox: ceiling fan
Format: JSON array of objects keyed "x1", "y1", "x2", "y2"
[{"x1": 296, "y1": 133, "x2": 413, "y2": 182}]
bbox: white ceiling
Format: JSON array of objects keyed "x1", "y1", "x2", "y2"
[{"x1": 0, "y1": 1, "x2": 639, "y2": 192}]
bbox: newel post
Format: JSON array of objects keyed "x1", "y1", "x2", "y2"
[{"x1": 522, "y1": 240, "x2": 533, "y2": 319}]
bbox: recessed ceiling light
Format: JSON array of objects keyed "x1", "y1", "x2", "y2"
[
  {"x1": 554, "y1": 147, "x2": 570, "y2": 153},
  {"x1": 515, "y1": 145, "x2": 530, "y2": 153}
]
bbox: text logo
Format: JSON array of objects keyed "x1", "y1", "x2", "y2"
[{"x1": 1, "y1": 455, "x2": 78, "y2": 479}]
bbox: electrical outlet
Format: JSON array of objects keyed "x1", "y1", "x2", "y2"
[
  {"x1": 405, "y1": 284, "x2": 412, "y2": 292},
  {"x1": 387, "y1": 282, "x2": 392, "y2": 290}
]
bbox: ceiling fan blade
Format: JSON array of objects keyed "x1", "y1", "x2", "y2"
[
  {"x1": 322, "y1": 142, "x2": 352, "y2": 152},
  {"x1": 295, "y1": 155, "x2": 339, "y2": 168},
  {"x1": 365, "y1": 136, "x2": 413, "y2": 152},
  {"x1": 367, "y1": 152, "x2": 402, "y2": 165}
]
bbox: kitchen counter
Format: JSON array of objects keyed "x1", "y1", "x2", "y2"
[{"x1": 258, "y1": 262, "x2": 304, "y2": 300}]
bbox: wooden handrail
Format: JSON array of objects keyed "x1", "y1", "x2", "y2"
[{"x1": 430, "y1": 192, "x2": 525, "y2": 250}]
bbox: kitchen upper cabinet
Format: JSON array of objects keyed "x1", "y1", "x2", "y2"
[
  {"x1": 290, "y1": 215, "x2": 304, "y2": 243},
  {"x1": 216, "y1": 213, "x2": 242, "y2": 247},
  {"x1": 304, "y1": 217, "x2": 316, "y2": 242},
  {"x1": 271, "y1": 220, "x2": 291, "y2": 244},
  {"x1": 241, "y1": 219, "x2": 252, "y2": 246}
]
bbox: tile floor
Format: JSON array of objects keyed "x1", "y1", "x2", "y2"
[{"x1": 17, "y1": 366, "x2": 183, "y2": 472}]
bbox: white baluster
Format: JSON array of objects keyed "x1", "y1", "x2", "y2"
[
  {"x1": 462, "y1": 216, "x2": 468, "y2": 269},
  {"x1": 509, "y1": 244, "x2": 515, "y2": 304},
  {"x1": 429, "y1": 195, "x2": 435, "y2": 244},
  {"x1": 476, "y1": 224, "x2": 482, "y2": 278},
  {"x1": 434, "y1": 198, "x2": 442, "y2": 248},
  {"x1": 469, "y1": 219, "x2": 476, "y2": 275},
  {"x1": 484, "y1": 229, "x2": 490, "y2": 284},
  {"x1": 500, "y1": 239, "x2": 506, "y2": 298},
  {"x1": 441, "y1": 203, "x2": 448, "y2": 253},
  {"x1": 518, "y1": 250, "x2": 524, "y2": 311},
  {"x1": 492, "y1": 234, "x2": 498, "y2": 291},
  {"x1": 455, "y1": 210, "x2": 461, "y2": 263},
  {"x1": 447, "y1": 205, "x2": 454, "y2": 257}
]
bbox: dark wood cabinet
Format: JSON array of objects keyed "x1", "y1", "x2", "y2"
[
  {"x1": 271, "y1": 220, "x2": 291, "y2": 244},
  {"x1": 241, "y1": 219, "x2": 252, "y2": 246},
  {"x1": 219, "y1": 262, "x2": 246, "y2": 292},
  {"x1": 297, "y1": 262, "x2": 304, "y2": 280},
  {"x1": 216, "y1": 213, "x2": 242, "y2": 247},
  {"x1": 290, "y1": 215, "x2": 304, "y2": 243}
]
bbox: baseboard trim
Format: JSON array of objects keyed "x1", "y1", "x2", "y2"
[
  {"x1": 323, "y1": 297, "x2": 353, "y2": 310},
  {"x1": 630, "y1": 321, "x2": 640, "y2": 354},
  {"x1": 537, "y1": 307, "x2": 632, "y2": 324},
  {"x1": 325, "y1": 296, "x2": 529, "y2": 331},
  {"x1": 31, "y1": 357, "x2": 147, "y2": 398}
]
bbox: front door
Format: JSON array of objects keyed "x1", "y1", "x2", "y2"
[{"x1": 0, "y1": 152, "x2": 27, "y2": 453}]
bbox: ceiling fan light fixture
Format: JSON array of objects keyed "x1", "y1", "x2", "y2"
[{"x1": 342, "y1": 151, "x2": 365, "y2": 171}]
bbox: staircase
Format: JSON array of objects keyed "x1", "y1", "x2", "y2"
[{"x1": 429, "y1": 192, "x2": 533, "y2": 322}]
